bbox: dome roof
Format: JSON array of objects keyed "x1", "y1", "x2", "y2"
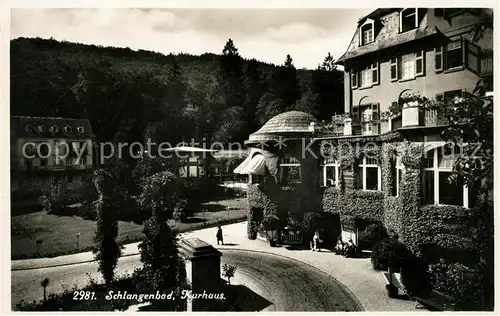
[{"x1": 254, "y1": 111, "x2": 316, "y2": 134}]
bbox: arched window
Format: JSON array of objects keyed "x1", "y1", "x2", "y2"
[
  {"x1": 64, "y1": 125, "x2": 73, "y2": 133},
  {"x1": 422, "y1": 144, "x2": 472, "y2": 207},
  {"x1": 400, "y1": 8, "x2": 419, "y2": 32},
  {"x1": 77, "y1": 126, "x2": 85, "y2": 133},
  {"x1": 37, "y1": 125, "x2": 46, "y2": 132},
  {"x1": 50, "y1": 125, "x2": 59, "y2": 133}
]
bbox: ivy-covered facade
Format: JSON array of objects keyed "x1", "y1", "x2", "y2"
[{"x1": 238, "y1": 110, "x2": 485, "y2": 266}]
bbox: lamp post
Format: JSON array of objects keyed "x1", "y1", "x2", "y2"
[{"x1": 76, "y1": 232, "x2": 80, "y2": 251}]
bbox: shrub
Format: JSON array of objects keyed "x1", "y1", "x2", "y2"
[
  {"x1": 371, "y1": 238, "x2": 408, "y2": 271},
  {"x1": 358, "y1": 222, "x2": 389, "y2": 250},
  {"x1": 138, "y1": 171, "x2": 182, "y2": 219},
  {"x1": 261, "y1": 214, "x2": 281, "y2": 231},
  {"x1": 173, "y1": 199, "x2": 189, "y2": 222},
  {"x1": 428, "y1": 260, "x2": 483, "y2": 310},
  {"x1": 41, "y1": 179, "x2": 69, "y2": 214},
  {"x1": 400, "y1": 255, "x2": 432, "y2": 298},
  {"x1": 247, "y1": 221, "x2": 258, "y2": 240},
  {"x1": 301, "y1": 212, "x2": 323, "y2": 239}
]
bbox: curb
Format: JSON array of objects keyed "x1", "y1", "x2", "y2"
[
  {"x1": 11, "y1": 252, "x2": 141, "y2": 271},
  {"x1": 216, "y1": 247, "x2": 366, "y2": 311}
]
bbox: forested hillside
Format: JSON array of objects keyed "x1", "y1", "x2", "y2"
[{"x1": 11, "y1": 37, "x2": 344, "y2": 146}]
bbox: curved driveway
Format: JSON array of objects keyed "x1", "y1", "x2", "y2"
[
  {"x1": 12, "y1": 249, "x2": 361, "y2": 311},
  {"x1": 222, "y1": 249, "x2": 362, "y2": 311}
]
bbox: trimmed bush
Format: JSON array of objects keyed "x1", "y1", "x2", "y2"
[
  {"x1": 428, "y1": 260, "x2": 483, "y2": 310},
  {"x1": 371, "y1": 238, "x2": 408, "y2": 271},
  {"x1": 358, "y1": 222, "x2": 388, "y2": 250}
]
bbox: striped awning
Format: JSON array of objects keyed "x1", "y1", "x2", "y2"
[
  {"x1": 234, "y1": 155, "x2": 252, "y2": 174},
  {"x1": 234, "y1": 154, "x2": 267, "y2": 175}
]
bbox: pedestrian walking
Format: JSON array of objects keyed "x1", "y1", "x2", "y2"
[{"x1": 216, "y1": 226, "x2": 224, "y2": 245}]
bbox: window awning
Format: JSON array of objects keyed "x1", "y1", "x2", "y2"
[
  {"x1": 234, "y1": 154, "x2": 267, "y2": 175},
  {"x1": 233, "y1": 155, "x2": 252, "y2": 174}
]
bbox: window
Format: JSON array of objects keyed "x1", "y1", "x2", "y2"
[
  {"x1": 323, "y1": 159, "x2": 339, "y2": 187},
  {"x1": 465, "y1": 41, "x2": 480, "y2": 73},
  {"x1": 64, "y1": 125, "x2": 73, "y2": 133},
  {"x1": 77, "y1": 126, "x2": 85, "y2": 133},
  {"x1": 359, "y1": 19, "x2": 375, "y2": 46},
  {"x1": 363, "y1": 28, "x2": 373, "y2": 45},
  {"x1": 50, "y1": 125, "x2": 59, "y2": 133},
  {"x1": 391, "y1": 51, "x2": 425, "y2": 81},
  {"x1": 392, "y1": 155, "x2": 404, "y2": 196},
  {"x1": 354, "y1": 104, "x2": 380, "y2": 135},
  {"x1": 435, "y1": 47, "x2": 443, "y2": 72},
  {"x1": 360, "y1": 69, "x2": 371, "y2": 88},
  {"x1": 422, "y1": 145, "x2": 470, "y2": 207},
  {"x1": 358, "y1": 156, "x2": 381, "y2": 191},
  {"x1": 401, "y1": 54, "x2": 416, "y2": 79},
  {"x1": 390, "y1": 58, "x2": 398, "y2": 81},
  {"x1": 279, "y1": 156, "x2": 301, "y2": 185},
  {"x1": 24, "y1": 125, "x2": 32, "y2": 132},
  {"x1": 446, "y1": 40, "x2": 463, "y2": 69},
  {"x1": 358, "y1": 63, "x2": 379, "y2": 88},
  {"x1": 400, "y1": 8, "x2": 418, "y2": 32},
  {"x1": 351, "y1": 72, "x2": 358, "y2": 89},
  {"x1": 37, "y1": 125, "x2": 46, "y2": 132}
]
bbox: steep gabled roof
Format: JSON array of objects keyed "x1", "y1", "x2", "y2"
[{"x1": 336, "y1": 9, "x2": 442, "y2": 64}]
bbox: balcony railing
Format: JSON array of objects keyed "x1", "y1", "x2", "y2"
[{"x1": 424, "y1": 108, "x2": 450, "y2": 127}]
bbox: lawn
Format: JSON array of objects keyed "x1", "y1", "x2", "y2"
[{"x1": 11, "y1": 198, "x2": 247, "y2": 259}]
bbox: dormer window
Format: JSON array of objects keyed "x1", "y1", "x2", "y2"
[
  {"x1": 359, "y1": 19, "x2": 375, "y2": 46},
  {"x1": 400, "y1": 8, "x2": 419, "y2": 33},
  {"x1": 50, "y1": 125, "x2": 59, "y2": 133},
  {"x1": 37, "y1": 125, "x2": 46, "y2": 132},
  {"x1": 24, "y1": 124, "x2": 32, "y2": 132},
  {"x1": 77, "y1": 126, "x2": 85, "y2": 133},
  {"x1": 64, "y1": 125, "x2": 73, "y2": 133}
]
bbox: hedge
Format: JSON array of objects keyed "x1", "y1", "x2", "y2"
[{"x1": 323, "y1": 187, "x2": 384, "y2": 222}]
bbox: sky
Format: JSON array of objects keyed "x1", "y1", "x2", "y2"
[{"x1": 10, "y1": 8, "x2": 373, "y2": 69}]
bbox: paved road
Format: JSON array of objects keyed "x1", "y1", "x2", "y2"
[
  {"x1": 222, "y1": 249, "x2": 362, "y2": 311},
  {"x1": 12, "y1": 249, "x2": 360, "y2": 311}
]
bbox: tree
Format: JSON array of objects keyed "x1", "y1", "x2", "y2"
[
  {"x1": 270, "y1": 54, "x2": 301, "y2": 110},
  {"x1": 292, "y1": 89, "x2": 321, "y2": 117},
  {"x1": 137, "y1": 171, "x2": 186, "y2": 310},
  {"x1": 40, "y1": 278, "x2": 50, "y2": 302},
  {"x1": 92, "y1": 169, "x2": 123, "y2": 286},
  {"x1": 312, "y1": 53, "x2": 344, "y2": 120},
  {"x1": 222, "y1": 263, "x2": 237, "y2": 286},
  {"x1": 219, "y1": 39, "x2": 245, "y2": 114},
  {"x1": 433, "y1": 79, "x2": 493, "y2": 310},
  {"x1": 255, "y1": 92, "x2": 284, "y2": 125}
]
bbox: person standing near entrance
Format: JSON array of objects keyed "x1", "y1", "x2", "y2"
[
  {"x1": 312, "y1": 231, "x2": 322, "y2": 252},
  {"x1": 216, "y1": 226, "x2": 224, "y2": 245}
]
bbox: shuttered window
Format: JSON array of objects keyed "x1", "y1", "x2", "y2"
[
  {"x1": 390, "y1": 58, "x2": 399, "y2": 81},
  {"x1": 435, "y1": 46, "x2": 443, "y2": 72}
]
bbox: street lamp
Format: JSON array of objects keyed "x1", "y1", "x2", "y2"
[{"x1": 76, "y1": 232, "x2": 81, "y2": 251}]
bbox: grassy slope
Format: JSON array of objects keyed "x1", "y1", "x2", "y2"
[{"x1": 12, "y1": 198, "x2": 247, "y2": 259}]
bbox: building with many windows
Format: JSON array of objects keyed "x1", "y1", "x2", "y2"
[
  {"x1": 11, "y1": 116, "x2": 95, "y2": 196},
  {"x1": 237, "y1": 8, "x2": 493, "y2": 264}
]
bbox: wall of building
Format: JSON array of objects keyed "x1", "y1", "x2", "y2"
[{"x1": 343, "y1": 9, "x2": 492, "y2": 119}]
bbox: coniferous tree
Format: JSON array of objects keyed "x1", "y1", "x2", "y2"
[{"x1": 92, "y1": 169, "x2": 123, "y2": 286}]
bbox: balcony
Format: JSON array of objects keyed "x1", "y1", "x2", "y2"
[{"x1": 424, "y1": 108, "x2": 450, "y2": 127}]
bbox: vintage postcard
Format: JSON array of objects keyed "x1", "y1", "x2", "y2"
[{"x1": 3, "y1": 1, "x2": 497, "y2": 313}]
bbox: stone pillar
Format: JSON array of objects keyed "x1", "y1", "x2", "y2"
[{"x1": 179, "y1": 238, "x2": 222, "y2": 311}]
